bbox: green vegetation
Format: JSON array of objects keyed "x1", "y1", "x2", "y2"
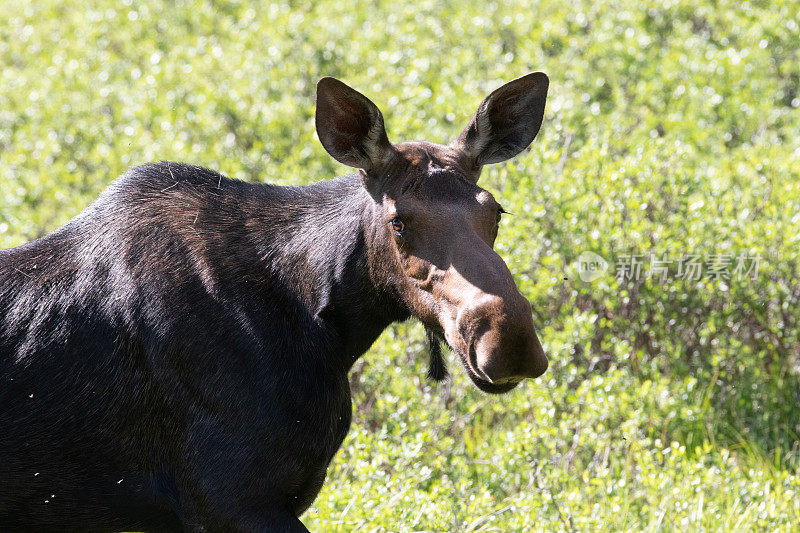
[{"x1": 2, "y1": 0, "x2": 799, "y2": 530}]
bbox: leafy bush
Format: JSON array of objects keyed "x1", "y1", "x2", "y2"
[{"x1": 2, "y1": 0, "x2": 798, "y2": 529}]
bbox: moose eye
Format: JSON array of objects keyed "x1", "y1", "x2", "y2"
[{"x1": 391, "y1": 217, "x2": 405, "y2": 234}]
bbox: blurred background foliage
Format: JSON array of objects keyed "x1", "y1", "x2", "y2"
[{"x1": 2, "y1": 0, "x2": 799, "y2": 530}]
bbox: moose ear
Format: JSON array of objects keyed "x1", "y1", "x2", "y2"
[
  {"x1": 453, "y1": 72, "x2": 549, "y2": 168},
  {"x1": 315, "y1": 77, "x2": 394, "y2": 173}
]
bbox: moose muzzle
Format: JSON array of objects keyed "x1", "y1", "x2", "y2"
[
  {"x1": 457, "y1": 291, "x2": 548, "y2": 384},
  {"x1": 438, "y1": 237, "x2": 548, "y2": 390}
]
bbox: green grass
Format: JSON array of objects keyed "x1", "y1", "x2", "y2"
[{"x1": 2, "y1": 0, "x2": 799, "y2": 530}]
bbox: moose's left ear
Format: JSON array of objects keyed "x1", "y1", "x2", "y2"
[{"x1": 453, "y1": 72, "x2": 549, "y2": 168}]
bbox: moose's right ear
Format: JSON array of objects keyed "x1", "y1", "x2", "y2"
[{"x1": 315, "y1": 77, "x2": 394, "y2": 173}]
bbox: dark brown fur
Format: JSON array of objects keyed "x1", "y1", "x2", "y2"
[{"x1": 0, "y1": 73, "x2": 549, "y2": 531}]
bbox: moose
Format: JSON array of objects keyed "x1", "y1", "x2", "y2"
[{"x1": 0, "y1": 72, "x2": 549, "y2": 531}]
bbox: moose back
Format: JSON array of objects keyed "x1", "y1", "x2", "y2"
[{"x1": 0, "y1": 73, "x2": 549, "y2": 531}]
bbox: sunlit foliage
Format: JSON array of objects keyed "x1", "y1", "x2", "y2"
[{"x1": 1, "y1": 0, "x2": 799, "y2": 529}]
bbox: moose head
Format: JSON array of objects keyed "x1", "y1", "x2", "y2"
[{"x1": 315, "y1": 73, "x2": 550, "y2": 393}]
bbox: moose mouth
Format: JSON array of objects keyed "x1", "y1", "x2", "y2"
[
  {"x1": 462, "y1": 344, "x2": 521, "y2": 394},
  {"x1": 426, "y1": 324, "x2": 520, "y2": 395}
]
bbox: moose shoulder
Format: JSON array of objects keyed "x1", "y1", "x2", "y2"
[{"x1": 0, "y1": 73, "x2": 549, "y2": 532}]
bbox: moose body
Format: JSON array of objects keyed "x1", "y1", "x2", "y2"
[{"x1": 0, "y1": 74, "x2": 550, "y2": 531}]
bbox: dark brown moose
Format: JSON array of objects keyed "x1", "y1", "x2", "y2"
[{"x1": 0, "y1": 72, "x2": 549, "y2": 531}]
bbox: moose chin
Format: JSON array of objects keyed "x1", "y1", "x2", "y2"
[{"x1": 0, "y1": 72, "x2": 549, "y2": 531}]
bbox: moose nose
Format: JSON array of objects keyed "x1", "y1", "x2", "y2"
[
  {"x1": 474, "y1": 325, "x2": 548, "y2": 383},
  {"x1": 463, "y1": 294, "x2": 548, "y2": 384}
]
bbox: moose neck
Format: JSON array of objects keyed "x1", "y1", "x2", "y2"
[{"x1": 241, "y1": 174, "x2": 409, "y2": 368}]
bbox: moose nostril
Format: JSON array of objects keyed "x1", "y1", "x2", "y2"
[{"x1": 472, "y1": 332, "x2": 504, "y2": 382}]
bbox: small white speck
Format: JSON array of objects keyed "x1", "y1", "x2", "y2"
[
  {"x1": 117, "y1": 479, "x2": 123, "y2": 484},
  {"x1": 34, "y1": 472, "x2": 39, "y2": 476},
  {"x1": 29, "y1": 394, "x2": 34, "y2": 398},
  {"x1": 44, "y1": 500, "x2": 49, "y2": 504},
  {"x1": 50, "y1": 494, "x2": 55, "y2": 498}
]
